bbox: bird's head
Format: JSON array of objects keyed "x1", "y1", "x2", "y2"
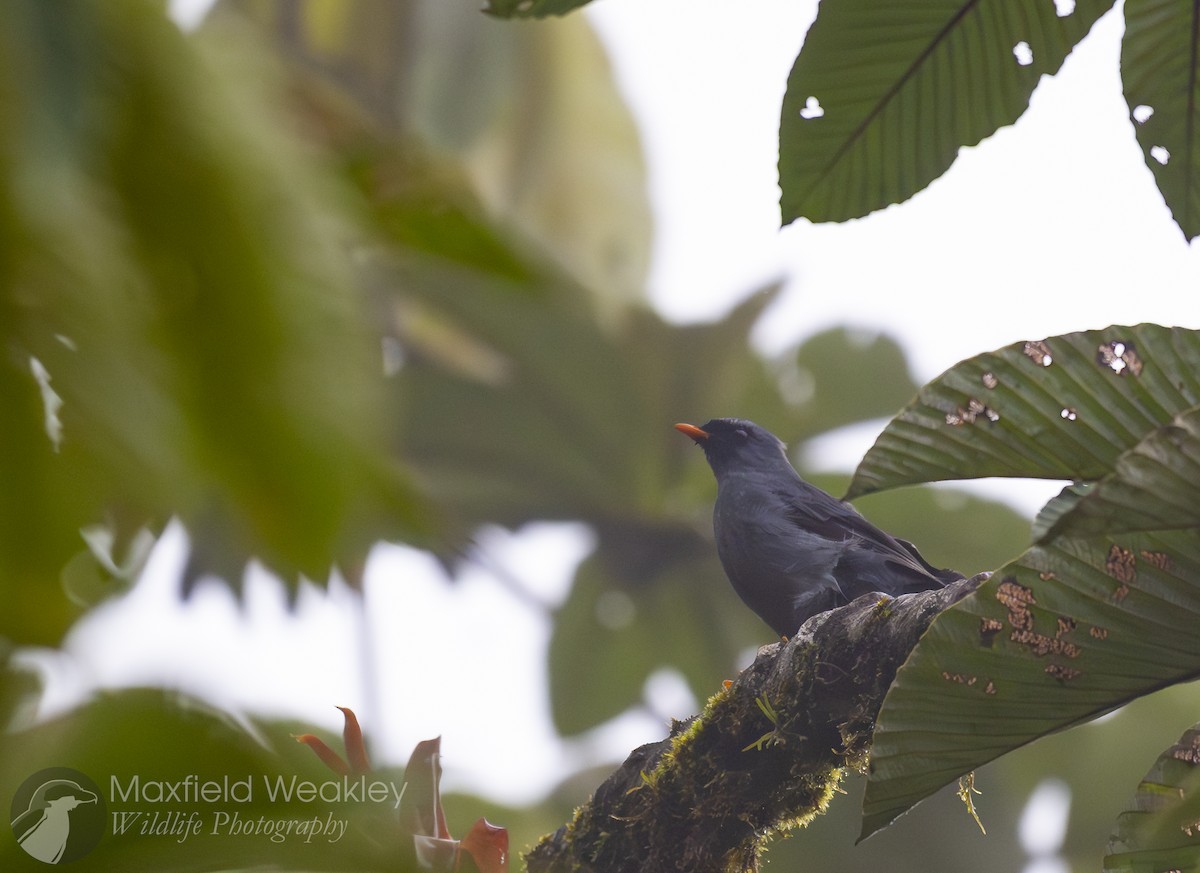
[{"x1": 674, "y1": 418, "x2": 792, "y2": 478}]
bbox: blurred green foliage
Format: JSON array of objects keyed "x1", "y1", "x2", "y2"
[
  {"x1": 0, "y1": 0, "x2": 425, "y2": 647},
  {"x1": 1, "y1": 689, "x2": 419, "y2": 872},
  {"x1": 1106, "y1": 715, "x2": 1200, "y2": 872},
  {"x1": 5, "y1": 1, "x2": 1197, "y2": 872}
]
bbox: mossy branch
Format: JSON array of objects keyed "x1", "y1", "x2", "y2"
[{"x1": 526, "y1": 575, "x2": 985, "y2": 873}]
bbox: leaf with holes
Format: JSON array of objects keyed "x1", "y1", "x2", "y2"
[
  {"x1": 861, "y1": 400, "x2": 1200, "y2": 838},
  {"x1": 1104, "y1": 722, "x2": 1200, "y2": 872},
  {"x1": 779, "y1": 0, "x2": 1113, "y2": 224},
  {"x1": 847, "y1": 325, "x2": 1200, "y2": 499},
  {"x1": 1041, "y1": 405, "x2": 1200, "y2": 541},
  {"x1": 1122, "y1": 0, "x2": 1200, "y2": 241},
  {"x1": 863, "y1": 526, "x2": 1200, "y2": 839}
]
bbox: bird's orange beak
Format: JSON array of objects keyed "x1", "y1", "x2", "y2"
[{"x1": 674, "y1": 422, "x2": 709, "y2": 441}]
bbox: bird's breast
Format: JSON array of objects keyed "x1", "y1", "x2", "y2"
[{"x1": 712, "y1": 483, "x2": 841, "y2": 587}]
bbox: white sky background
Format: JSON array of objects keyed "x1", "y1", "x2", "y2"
[{"x1": 32, "y1": 0, "x2": 1200, "y2": 812}]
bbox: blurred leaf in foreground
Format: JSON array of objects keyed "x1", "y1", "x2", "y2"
[
  {"x1": 225, "y1": 0, "x2": 651, "y2": 313},
  {"x1": 0, "y1": 688, "x2": 414, "y2": 872},
  {"x1": 0, "y1": 0, "x2": 427, "y2": 638}
]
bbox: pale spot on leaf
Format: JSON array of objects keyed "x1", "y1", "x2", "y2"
[
  {"x1": 1013, "y1": 42, "x2": 1034, "y2": 66},
  {"x1": 1132, "y1": 104, "x2": 1154, "y2": 124},
  {"x1": 1150, "y1": 145, "x2": 1170, "y2": 165}
]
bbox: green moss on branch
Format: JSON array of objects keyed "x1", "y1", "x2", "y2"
[{"x1": 527, "y1": 576, "x2": 984, "y2": 873}]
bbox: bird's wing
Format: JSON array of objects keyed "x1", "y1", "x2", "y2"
[
  {"x1": 894, "y1": 536, "x2": 966, "y2": 585},
  {"x1": 777, "y1": 483, "x2": 963, "y2": 590}
]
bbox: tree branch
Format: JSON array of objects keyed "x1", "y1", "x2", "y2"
[{"x1": 526, "y1": 575, "x2": 985, "y2": 873}]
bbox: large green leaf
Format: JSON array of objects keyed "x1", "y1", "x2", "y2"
[
  {"x1": 1123, "y1": 0, "x2": 1200, "y2": 241},
  {"x1": 848, "y1": 325, "x2": 1200, "y2": 498},
  {"x1": 779, "y1": 0, "x2": 1113, "y2": 224},
  {"x1": 1105, "y1": 722, "x2": 1200, "y2": 872},
  {"x1": 1042, "y1": 406, "x2": 1200, "y2": 540},
  {"x1": 758, "y1": 682, "x2": 1200, "y2": 873},
  {"x1": 863, "y1": 525, "x2": 1200, "y2": 839},
  {"x1": 861, "y1": 357, "x2": 1200, "y2": 837}
]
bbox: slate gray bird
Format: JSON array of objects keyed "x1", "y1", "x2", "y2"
[{"x1": 676, "y1": 418, "x2": 963, "y2": 637}]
